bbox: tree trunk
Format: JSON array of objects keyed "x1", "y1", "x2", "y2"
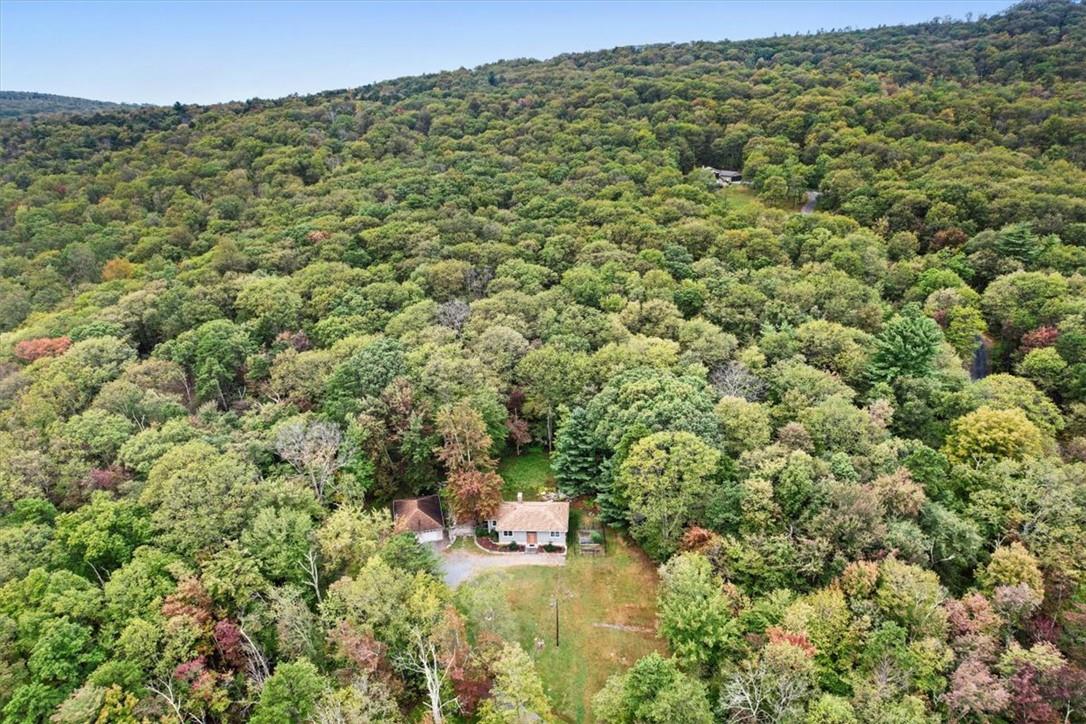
[{"x1": 421, "y1": 641, "x2": 444, "y2": 724}]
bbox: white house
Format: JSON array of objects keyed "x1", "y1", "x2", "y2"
[
  {"x1": 392, "y1": 495, "x2": 445, "y2": 544},
  {"x1": 487, "y1": 493, "x2": 569, "y2": 552}
]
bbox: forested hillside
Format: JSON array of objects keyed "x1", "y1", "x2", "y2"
[
  {"x1": 2, "y1": 1, "x2": 1086, "y2": 722},
  {"x1": 0, "y1": 92, "x2": 141, "y2": 120}
]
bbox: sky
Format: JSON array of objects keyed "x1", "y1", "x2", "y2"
[{"x1": 1, "y1": 0, "x2": 1018, "y2": 106}]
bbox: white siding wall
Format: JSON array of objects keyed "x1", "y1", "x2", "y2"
[
  {"x1": 497, "y1": 530, "x2": 528, "y2": 546},
  {"x1": 416, "y1": 529, "x2": 444, "y2": 544},
  {"x1": 496, "y1": 529, "x2": 566, "y2": 548}
]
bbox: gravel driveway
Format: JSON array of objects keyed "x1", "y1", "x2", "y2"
[{"x1": 441, "y1": 542, "x2": 565, "y2": 587}]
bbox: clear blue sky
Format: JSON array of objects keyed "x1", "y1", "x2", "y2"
[{"x1": 1, "y1": 0, "x2": 1017, "y2": 106}]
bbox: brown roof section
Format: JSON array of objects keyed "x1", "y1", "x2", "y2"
[
  {"x1": 494, "y1": 500, "x2": 569, "y2": 533},
  {"x1": 392, "y1": 495, "x2": 444, "y2": 533}
]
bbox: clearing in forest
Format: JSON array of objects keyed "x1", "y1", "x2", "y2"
[
  {"x1": 483, "y1": 533, "x2": 665, "y2": 723},
  {"x1": 497, "y1": 446, "x2": 555, "y2": 501}
]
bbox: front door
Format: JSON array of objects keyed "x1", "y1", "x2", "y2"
[{"x1": 526, "y1": 532, "x2": 537, "y2": 546}]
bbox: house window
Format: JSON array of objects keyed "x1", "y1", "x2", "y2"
[
  {"x1": 551, "y1": 531, "x2": 562, "y2": 539},
  {"x1": 502, "y1": 530, "x2": 513, "y2": 538}
]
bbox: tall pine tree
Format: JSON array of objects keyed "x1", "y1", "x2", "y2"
[{"x1": 551, "y1": 407, "x2": 598, "y2": 496}]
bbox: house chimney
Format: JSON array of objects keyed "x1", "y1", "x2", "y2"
[{"x1": 517, "y1": 492, "x2": 523, "y2": 503}]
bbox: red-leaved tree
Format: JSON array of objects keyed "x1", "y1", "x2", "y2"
[
  {"x1": 14, "y1": 336, "x2": 71, "y2": 363},
  {"x1": 447, "y1": 470, "x2": 503, "y2": 523}
]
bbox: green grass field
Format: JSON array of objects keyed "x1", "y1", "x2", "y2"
[
  {"x1": 487, "y1": 534, "x2": 666, "y2": 722},
  {"x1": 718, "y1": 184, "x2": 808, "y2": 214},
  {"x1": 498, "y1": 447, "x2": 555, "y2": 501},
  {"x1": 719, "y1": 183, "x2": 760, "y2": 211}
]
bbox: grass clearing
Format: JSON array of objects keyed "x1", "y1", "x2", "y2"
[
  {"x1": 445, "y1": 536, "x2": 479, "y2": 553},
  {"x1": 719, "y1": 183, "x2": 760, "y2": 211},
  {"x1": 717, "y1": 184, "x2": 809, "y2": 215},
  {"x1": 485, "y1": 533, "x2": 665, "y2": 722},
  {"x1": 498, "y1": 447, "x2": 554, "y2": 501}
]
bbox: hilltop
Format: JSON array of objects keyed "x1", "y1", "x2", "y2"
[{"x1": 0, "y1": 90, "x2": 144, "y2": 119}]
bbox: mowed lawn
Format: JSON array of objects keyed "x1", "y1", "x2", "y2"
[
  {"x1": 490, "y1": 534, "x2": 666, "y2": 722},
  {"x1": 498, "y1": 447, "x2": 555, "y2": 500},
  {"x1": 719, "y1": 182, "x2": 760, "y2": 211},
  {"x1": 719, "y1": 183, "x2": 808, "y2": 214}
]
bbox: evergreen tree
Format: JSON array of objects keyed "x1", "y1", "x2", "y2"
[
  {"x1": 995, "y1": 222, "x2": 1041, "y2": 264},
  {"x1": 551, "y1": 407, "x2": 598, "y2": 496},
  {"x1": 867, "y1": 307, "x2": 944, "y2": 384}
]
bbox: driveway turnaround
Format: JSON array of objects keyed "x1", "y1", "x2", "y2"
[{"x1": 441, "y1": 544, "x2": 565, "y2": 587}]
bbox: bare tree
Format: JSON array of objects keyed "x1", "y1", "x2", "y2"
[
  {"x1": 465, "y1": 266, "x2": 494, "y2": 298},
  {"x1": 276, "y1": 420, "x2": 356, "y2": 501},
  {"x1": 299, "y1": 546, "x2": 322, "y2": 604},
  {"x1": 148, "y1": 676, "x2": 206, "y2": 724},
  {"x1": 395, "y1": 627, "x2": 458, "y2": 724},
  {"x1": 238, "y1": 624, "x2": 272, "y2": 689},
  {"x1": 148, "y1": 677, "x2": 185, "y2": 722},
  {"x1": 720, "y1": 655, "x2": 811, "y2": 723},
  {"x1": 436, "y1": 299, "x2": 471, "y2": 335},
  {"x1": 710, "y1": 361, "x2": 766, "y2": 401}
]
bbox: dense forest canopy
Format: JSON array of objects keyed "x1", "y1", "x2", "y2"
[{"x1": 1, "y1": 1, "x2": 1086, "y2": 722}]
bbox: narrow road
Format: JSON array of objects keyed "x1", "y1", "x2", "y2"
[{"x1": 801, "y1": 190, "x2": 821, "y2": 214}]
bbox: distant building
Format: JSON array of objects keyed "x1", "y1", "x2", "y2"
[
  {"x1": 487, "y1": 492, "x2": 569, "y2": 552},
  {"x1": 704, "y1": 167, "x2": 743, "y2": 185},
  {"x1": 392, "y1": 495, "x2": 445, "y2": 544}
]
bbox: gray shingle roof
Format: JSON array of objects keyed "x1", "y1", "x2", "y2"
[{"x1": 493, "y1": 500, "x2": 569, "y2": 532}]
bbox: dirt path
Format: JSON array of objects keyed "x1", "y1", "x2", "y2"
[
  {"x1": 441, "y1": 544, "x2": 566, "y2": 587},
  {"x1": 801, "y1": 189, "x2": 821, "y2": 214},
  {"x1": 592, "y1": 622, "x2": 655, "y2": 633}
]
